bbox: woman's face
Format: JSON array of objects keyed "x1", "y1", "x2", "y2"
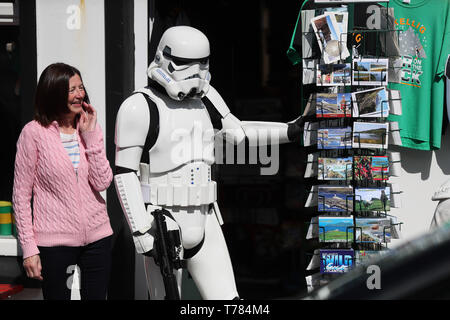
[{"x1": 67, "y1": 74, "x2": 85, "y2": 115}]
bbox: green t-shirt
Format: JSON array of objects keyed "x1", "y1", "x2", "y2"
[{"x1": 386, "y1": 0, "x2": 450, "y2": 150}]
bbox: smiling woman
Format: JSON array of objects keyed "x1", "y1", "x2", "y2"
[{"x1": 12, "y1": 62, "x2": 113, "y2": 300}]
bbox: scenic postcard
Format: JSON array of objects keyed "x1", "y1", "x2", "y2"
[
  {"x1": 318, "y1": 216, "x2": 354, "y2": 242},
  {"x1": 371, "y1": 156, "x2": 390, "y2": 180},
  {"x1": 352, "y1": 58, "x2": 389, "y2": 86},
  {"x1": 355, "y1": 218, "x2": 392, "y2": 243},
  {"x1": 316, "y1": 63, "x2": 352, "y2": 86},
  {"x1": 354, "y1": 156, "x2": 389, "y2": 181},
  {"x1": 320, "y1": 249, "x2": 354, "y2": 274},
  {"x1": 318, "y1": 157, "x2": 353, "y2": 180},
  {"x1": 311, "y1": 13, "x2": 350, "y2": 64},
  {"x1": 318, "y1": 185, "x2": 354, "y2": 212},
  {"x1": 316, "y1": 93, "x2": 352, "y2": 118},
  {"x1": 353, "y1": 122, "x2": 389, "y2": 149},
  {"x1": 352, "y1": 87, "x2": 389, "y2": 118},
  {"x1": 354, "y1": 187, "x2": 391, "y2": 212},
  {"x1": 318, "y1": 127, "x2": 353, "y2": 149}
]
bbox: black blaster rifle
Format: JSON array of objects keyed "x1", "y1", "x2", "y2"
[{"x1": 151, "y1": 208, "x2": 186, "y2": 300}]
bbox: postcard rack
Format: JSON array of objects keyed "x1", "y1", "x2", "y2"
[{"x1": 288, "y1": 0, "x2": 405, "y2": 291}]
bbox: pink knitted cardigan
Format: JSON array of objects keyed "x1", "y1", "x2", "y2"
[{"x1": 13, "y1": 120, "x2": 113, "y2": 259}]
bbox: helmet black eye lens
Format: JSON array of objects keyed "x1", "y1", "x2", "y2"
[
  {"x1": 171, "y1": 57, "x2": 186, "y2": 66},
  {"x1": 169, "y1": 55, "x2": 209, "y2": 66}
]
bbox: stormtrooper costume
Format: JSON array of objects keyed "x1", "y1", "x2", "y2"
[{"x1": 113, "y1": 26, "x2": 303, "y2": 300}]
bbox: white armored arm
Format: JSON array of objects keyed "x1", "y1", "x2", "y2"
[
  {"x1": 205, "y1": 85, "x2": 303, "y2": 146},
  {"x1": 114, "y1": 93, "x2": 155, "y2": 254},
  {"x1": 204, "y1": 86, "x2": 246, "y2": 145},
  {"x1": 240, "y1": 121, "x2": 290, "y2": 146}
]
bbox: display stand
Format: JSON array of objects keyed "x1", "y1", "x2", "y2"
[{"x1": 287, "y1": 0, "x2": 404, "y2": 292}]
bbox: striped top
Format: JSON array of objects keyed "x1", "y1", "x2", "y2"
[{"x1": 60, "y1": 132, "x2": 80, "y2": 171}]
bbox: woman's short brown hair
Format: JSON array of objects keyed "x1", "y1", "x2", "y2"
[{"x1": 34, "y1": 62, "x2": 90, "y2": 126}]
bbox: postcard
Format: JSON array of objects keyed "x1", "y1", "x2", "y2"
[
  {"x1": 355, "y1": 218, "x2": 392, "y2": 243},
  {"x1": 311, "y1": 13, "x2": 350, "y2": 64},
  {"x1": 320, "y1": 249, "x2": 354, "y2": 274},
  {"x1": 354, "y1": 156, "x2": 389, "y2": 181},
  {"x1": 353, "y1": 58, "x2": 389, "y2": 86},
  {"x1": 326, "y1": 10, "x2": 349, "y2": 55},
  {"x1": 352, "y1": 87, "x2": 389, "y2": 118},
  {"x1": 316, "y1": 6, "x2": 348, "y2": 16},
  {"x1": 354, "y1": 187, "x2": 390, "y2": 212},
  {"x1": 333, "y1": 11, "x2": 348, "y2": 36},
  {"x1": 316, "y1": 93, "x2": 352, "y2": 118},
  {"x1": 318, "y1": 127, "x2": 352, "y2": 149},
  {"x1": 318, "y1": 157, "x2": 353, "y2": 180},
  {"x1": 318, "y1": 216, "x2": 354, "y2": 242},
  {"x1": 371, "y1": 156, "x2": 389, "y2": 180},
  {"x1": 353, "y1": 122, "x2": 389, "y2": 149},
  {"x1": 318, "y1": 185, "x2": 354, "y2": 212},
  {"x1": 316, "y1": 63, "x2": 352, "y2": 86}
]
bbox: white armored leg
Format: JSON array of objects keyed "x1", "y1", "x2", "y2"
[{"x1": 187, "y1": 209, "x2": 239, "y2": 300}]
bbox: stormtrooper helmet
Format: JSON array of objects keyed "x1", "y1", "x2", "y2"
[{"x1": 148, "y1": 26, "x2": 211, "y2": 101}]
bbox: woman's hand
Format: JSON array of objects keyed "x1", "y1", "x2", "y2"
[
  {"x1": 80, "y1": 101, "x2": 97, "y2": 132},
  {"x1": 23, "y1": 254, "x2": 43, "y2": 281}
]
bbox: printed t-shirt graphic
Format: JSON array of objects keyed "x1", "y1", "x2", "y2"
[{"x1": 385, "y1": 0, "x2": 450, "y2": 150}]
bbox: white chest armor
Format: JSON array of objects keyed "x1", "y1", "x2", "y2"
[{"x1": 136, "y1": 88, "x2": 217, "y2": 207}]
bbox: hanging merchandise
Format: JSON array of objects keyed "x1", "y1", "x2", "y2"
[
  {"x1": 384, "y1": 0, "x2": 450, "y2": 150},
  {"x1": 289, "y1": 0, "x2": 405, "y2": 293}
]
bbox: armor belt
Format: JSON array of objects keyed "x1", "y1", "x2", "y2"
[{"x1": 141, "y1": 181, "x2": 217, "y2": 206}]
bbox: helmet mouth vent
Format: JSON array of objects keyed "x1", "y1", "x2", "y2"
[
  {"x1": 184, "y1": 74, "x2": 201, "y2": 80},
  {"x1": 187, "y1": 88, "x2": 197, "y2": 97}
]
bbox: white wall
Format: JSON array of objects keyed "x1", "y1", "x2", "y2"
[
  {"x1": 35, "y1": 0, "x2": 106, "y2": 136},
  {"x1": 390, "y1": 124, "x2": 450, "y2": 246},
  {"x1": 133, "y1": 0, "x2": 149, "y2": 301}
]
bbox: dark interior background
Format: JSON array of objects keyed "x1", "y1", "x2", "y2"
[{"x1": 148, "y1": 0, "x2": 309, "y2": 299}]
